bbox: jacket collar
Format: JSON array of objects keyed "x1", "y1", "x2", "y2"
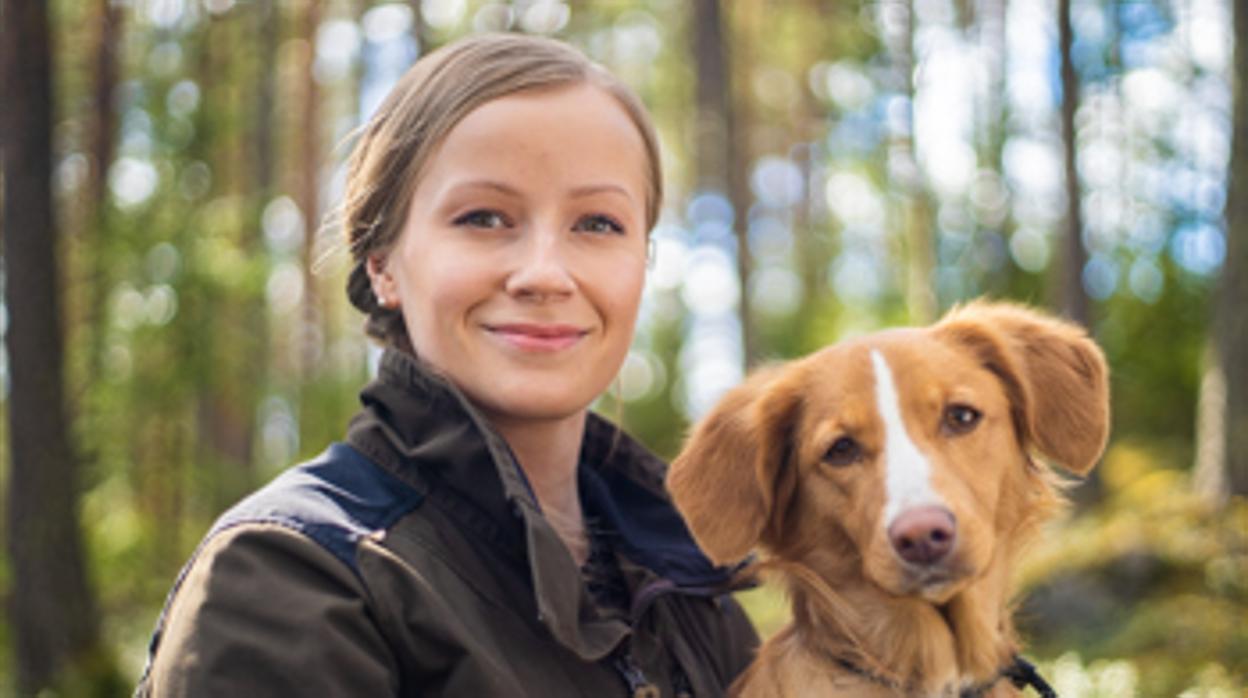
[{"x1": 345, "y1": 349, "x2": 740, "y2": 659}]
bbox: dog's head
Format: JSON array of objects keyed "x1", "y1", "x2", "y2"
[{"x1": 667, "y1": 302, "x2": 1110, "y2": 602}]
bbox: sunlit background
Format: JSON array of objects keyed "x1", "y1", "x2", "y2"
[{"x1": 2, "y1": 0, "x2": 1245, "y2": 695}]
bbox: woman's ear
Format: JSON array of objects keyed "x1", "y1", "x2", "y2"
[
  {"x1": 667, "y1": 364, "x2": 804, "y2": 565},
  {"x1": 366, "y1": 254, "x2": 398, "y2": 309},
  {"x1": 936, "y1": 302, "x2": 1110, "y2": 476}
]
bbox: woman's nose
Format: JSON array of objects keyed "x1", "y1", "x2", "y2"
[{"x1": 504, "y1": 230, "x2": 576, "y2": 301}]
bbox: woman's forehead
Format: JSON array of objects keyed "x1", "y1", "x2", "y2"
[{"x1": 416, "y1": 84, "x2": 651, "y2": 198}]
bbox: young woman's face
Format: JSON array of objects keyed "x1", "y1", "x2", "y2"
[{"x1": 370, "y1": 83, "x2": 650, "y2": 424}]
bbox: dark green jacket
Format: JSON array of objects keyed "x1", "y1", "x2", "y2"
[{"x1": 137, "y1": 350, "x2": 758, "y2": 696}]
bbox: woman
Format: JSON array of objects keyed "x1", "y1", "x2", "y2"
[{"x1": 137, "y1": 33, "x2": 758, "y2": 697}]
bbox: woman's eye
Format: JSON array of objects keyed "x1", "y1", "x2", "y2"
[
  {"x1": 453, "y1": 209, "x2": 510, "y2": 229},
  {"x1": 943, "y1": 404, "x2": 982, "y2": 435},
  {"x1": 822, "y1": 436, "x2": 862, "y2": 467},
  {"x1": 573, "y1": 214, "x2": 624, "y2": 235}
]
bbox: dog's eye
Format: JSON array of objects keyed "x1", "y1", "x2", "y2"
[
  {"x1": 943, "y1": 404, "x2": 982, "y2": 434},
  {"x1": 823, "y1": 437, "x2": 862, "y2": 467}
]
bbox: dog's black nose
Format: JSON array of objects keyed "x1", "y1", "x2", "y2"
[{"x1": 889, "y1": 506, "x2": 956, "y2": 566}]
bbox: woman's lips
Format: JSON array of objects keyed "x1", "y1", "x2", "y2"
[{"x1": 485, "y1": 323, "x2": 588, "y2": 352}]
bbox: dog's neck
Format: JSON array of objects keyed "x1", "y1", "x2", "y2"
[{"x1": 781, "y1": 553, "x2": 1019, "y2": 696}]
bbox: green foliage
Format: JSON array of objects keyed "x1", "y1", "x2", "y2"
[
  {"x1": 1098, "y1": 268, "x2": 1215, "y2": 447},
  {"x1": 1030, "y1": 652, "x2": 1242, "y2": 698},
  {"x1": 1016, "y1": 441, "x2": 1248, "y2": 695},
  {"x1": 734, "y1": 584, "x2": 791, "y2": 641}
]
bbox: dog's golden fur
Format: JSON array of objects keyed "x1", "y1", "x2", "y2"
[{"x1": 667, "y1": 302, "x2": 1110, "y2": 697}]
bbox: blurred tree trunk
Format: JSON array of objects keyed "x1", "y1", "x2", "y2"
[
  {"x1": 725, "y1": 5, "x2": 755, "y2": 367},
  {"x1": 299, "y1": 0, "x2": 323, "y2": 382},
  {"x1": 1056, "y1": 0, "x2": 1089, "y2": 327},
  {"x1": 793, "y1": 141, "x2": 826, "y2": 311},
  {"x1": 692, "y1": 0, "x2": 757, "y2": 366},
  {"x1": 789, "y1": 1, "x2": 832, "y2": 345},
  {"x1": 228, "y1": 0, "x2": 280, "y2": 484},
  {"x1": 894, "y1": 0, "x2": 937, "y2": 323},
  {"x1": 409, "y1": 0, "x2": 432, "y2": 53},
  {"x1": 85, "y1": 0, "x2": 121, "y2": 212},
  {"x1": 974, "y1": 0, "x2": 1010, "y2": 294},
  {"x1": 1217, "y1": 0, "x2": 1248, "y2": 497},
  {"x1": 81, "y1": 0, "x2": 122, "y2": 411},
  {"x1": 253, "y1": 0, "x2": 279, "y2": 203},
  {"x1": 190, "y1": 12, "x2": 254, "y2": 519},
  {"x1": 1055, "y1": 0, "x2": 1101, "y2": 506},
  {"x1": 1, "y1": 0, "x2": 107, "y2": 692}
]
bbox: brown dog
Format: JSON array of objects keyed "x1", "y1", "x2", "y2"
[{"x1": 667, "y1": 302, "x2": 1110, "y2": 697}]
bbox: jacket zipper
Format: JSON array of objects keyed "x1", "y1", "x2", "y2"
[
  {"x1": 611, "y1": 649, "x2": 660, "y2": 698},
  {"x1": 672, "y1": 664, "x2": 694, "y2": 698},
  {"x1": 625, "y1": 579, "x2": 708, "y2": 698}
]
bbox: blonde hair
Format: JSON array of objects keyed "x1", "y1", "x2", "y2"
[{"x1": 341, "y1": 33, "x2": 663, "y2": 349}]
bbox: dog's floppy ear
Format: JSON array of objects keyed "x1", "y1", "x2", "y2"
[
  {"x1": 666, "y1": 364, "x2": 804, "y2": 565},
  {"x1": 936, "y1": 302, "x2": 1110, "y2": 475}
]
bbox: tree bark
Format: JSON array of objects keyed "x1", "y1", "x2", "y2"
[
  {"x1": 975, "y1": 0, "x2": 1010, "y2": 295},
  {"x1": 890, "y1": 0, "x2": 937, "y2": 324},
  {"x1": 692, "y1": 0, "x2": 757, "y2": 366},
  {"x1": 1055, "y1": 0, "x2": 1103, "y2": 506},
  {"x1": 299, "y1": 0, "x2": 323, "y2": 381},
  {"x1": 1, "y1": 0, "x2": 105, "y2": 692},
  {"x1": 227, "y1": 0, "x2": 279, "y2": 488},
  {"x1": 1218, "y1": 0, "x2": 1248, "y2": 496},
  {"x1": 82, "y1": 0, "x2": 123, "y2": 387},
  {"x1": 253, "y1": 0, "x2": 279, "y2": 204},
  {"x1": 86, "y1": 0, "x2": 121, "y2": 210},
  {"x1": 1057, "y1": 0, "x2": 1090, "y2": 327},
  {"x1": 409, "y1": 0, "x2": 432, "y2": 53}
]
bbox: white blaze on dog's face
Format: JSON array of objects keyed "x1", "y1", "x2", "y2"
[{"x1": 870, "y1": 349, "x2": 941, "y2": 525}]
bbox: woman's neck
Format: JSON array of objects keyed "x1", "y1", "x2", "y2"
[{"x1": 488, "y1": 410, "x2": 590, "y2": 565}]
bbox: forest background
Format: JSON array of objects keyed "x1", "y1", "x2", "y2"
[{"x1": 1, "y1": 0, "x2": 1246, "y2": 695}]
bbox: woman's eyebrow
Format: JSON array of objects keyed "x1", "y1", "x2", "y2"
[
  {"x1": 443, "y1": 179, "x2": 522, "y2": 197},
  {"x1": 568, "y1": 183, "x2": 636, "y2": 202},
  {"x1": 439, "y1": 179, "x2": 636, "y2": 203}
]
